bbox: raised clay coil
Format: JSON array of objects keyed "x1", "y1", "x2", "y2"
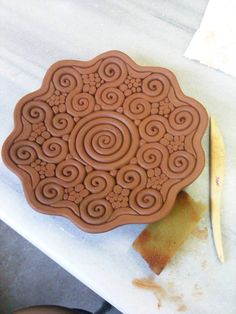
[{"x1": 2, "y1": 51, "x2": 208, "y2": 233}]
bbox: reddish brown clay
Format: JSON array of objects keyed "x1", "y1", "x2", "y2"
[{"x1": 2, "y1": 51, "x2": 208, "y2": 233}]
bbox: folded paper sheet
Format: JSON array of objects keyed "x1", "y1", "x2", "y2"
[{"x1": 185, "y1": 0, "x2": 236, "y2": 78}]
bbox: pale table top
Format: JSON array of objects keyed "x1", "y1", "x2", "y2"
[{"x1": 0, "y1": 1, "x2": 236, "y2": 313}]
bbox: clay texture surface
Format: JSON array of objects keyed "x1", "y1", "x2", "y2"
[{"x1": 2, "y1": 51, "x2": 208, "y2": 232}]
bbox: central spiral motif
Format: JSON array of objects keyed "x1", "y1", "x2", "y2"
[{"x1": 69, "y1": 111, "x2": 140, "y2": 170}]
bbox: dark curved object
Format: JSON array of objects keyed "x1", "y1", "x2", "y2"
[
  {"x1": 13, "y1": 301, "x2": 112, "y2": 314},
  {"x1": 13, "y1": 305, "x2": 92, "y2": 314}
]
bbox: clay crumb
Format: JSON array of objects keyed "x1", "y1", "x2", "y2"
[
  {"x1": 132, "y1": 277, "x2": 166, "y2": 299},
  {"x1": 132, "y1": 277, "x2": 192, "y2": 311},
  {"x1": 177, "y1": 304, "x2": 187, "y2": 312},
  {"x1": 191, "y1": 226, "x2": 208, "y2": 240},
  {"x1": 132, "y1": 277, "x2": 166, "y2": 308}
]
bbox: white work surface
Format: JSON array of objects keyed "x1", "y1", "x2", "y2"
[{"x1": 0, "y1": 1, "x2": 236, "y2": 313}]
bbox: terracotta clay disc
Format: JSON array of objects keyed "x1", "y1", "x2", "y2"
[{"x1": 2, "y1": 51, "x2": 208, "y2": 233}]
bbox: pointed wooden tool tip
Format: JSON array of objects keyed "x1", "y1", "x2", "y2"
[
  {"x1": 219, "y1": 253, "x2": 225, "y2": 263},
  {"x1": 216, "y1": 238, "x2": 225, "y2": 263}
]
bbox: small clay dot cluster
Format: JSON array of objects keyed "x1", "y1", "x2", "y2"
[
  {"x1": 119, "y1": 76, "x2": 142, "y2": 96},
  {"x1": 82, "y1": 73, "x2": 104, "y2": 95},
  {"x1": 151, "y1": 98, "x2": 175, "y2": 118},
  {"x1": 146, "y1": 167, "x2": 168, "y2": 190},
  {"x1": 64, "y1": 184, "x2": 89, "y2": 204},
  {"x1": 30, "y1": 159, "x2": 56, "y2": 179},
  {"x1": 160, "y1": 134, "x2": 185, "y2": 153},
  {"x1": 29, "y1": 122, "x2": 51, "y2": 144},
  {"x1": 47, "y1": 90, "x2": 67, "y2": 114},
  {"x1": 106, "y1": 185, "x2": 130, "y2": 209}
]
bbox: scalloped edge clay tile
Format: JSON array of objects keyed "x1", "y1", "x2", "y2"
[{"x1": 2, "y1": 51, "x2": 208, "y2": 233}]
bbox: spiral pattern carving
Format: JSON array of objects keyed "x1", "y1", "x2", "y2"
[
  {"x1": 55, "y1": 159, "x2": 85, "y2": 186},
  {"x1": 124, "y1": 95, "x2": 151, "y2": 120},
  {"x1": 9, "y1": 139, "x2": 67, "y2": 164},
  {"x1": 84, "y1": 171, "x2": 114, "y2": 195},
  {"x1": 168, "y1": 106, "x2": 199, "y2": 135},
  {"x1": 137, "y1": 143, "x2": 162, "y2": 169},
  {"x1": 142, "y1": 73, "x2": 170, "y2": 100},
  {"x1": 41, "y1": 138, "x2": 68, "y2": 162},
  {"x1": 46, "y1": 113, "x2": 74, "y2": 136},
  {"x1": 98, "y1": 57, "x2": 127, "y2": 84},
  {"x1": 80, "y1": 171, "x2": 114, "y2": 224},
  {"x1": 66, "y1": 92, "x2": 95, "y2": 117},
  {"x1": 69, "y1": 111, "x2": 139, "y2": 170},
  {"x1": 52, "y1": 67, "x2": 82, "y2": 93},
  {"x1": 35, "y1": 178, "x2": 64, "y2": 205},
  {"x1": 117, "y1": 165, "x2": 147, "y2": 189},
  {"x1": 165, "y1": 151, "x2": 196, "y2": 179},
  {"x1": 96, "y1": 87, "x2": 124, "y2": 110},
  {"x1": 130, "y1": 188, "x2": 163, "y2": 215},
  {"x1": 23, "y1": 101, "x2": 74, "y2": 136},
  {"x1": 80, "y1": 199, "x2": 113, "y2": 225},
  {"x1": 23, "y1": 101, "x2": 47, "y2": 123},
  {"x1": 10, "y1": 141, "x2": 37, "y2": 165},
  {"x1": 3, "y1": 51, "x2": 208, "y2": 232},
  {"x1": 139, "y1": 116, "x2": 166, "y2": 142}
]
